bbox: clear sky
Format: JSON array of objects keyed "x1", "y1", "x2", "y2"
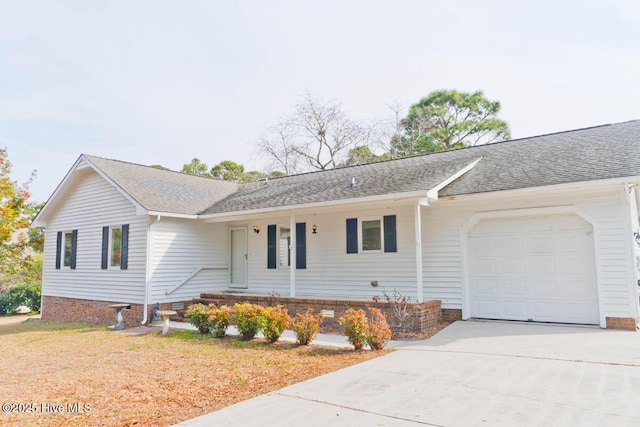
[{"x1": 1, "y1": 0, "x2": 638, "y2": 203}]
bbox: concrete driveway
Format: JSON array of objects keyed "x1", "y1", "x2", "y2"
[{"x1": 175, "y1": 320, "x2": 640, "y2": 426}]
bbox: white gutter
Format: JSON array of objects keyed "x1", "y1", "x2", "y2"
[{"x1": 141, "y1": 215, "x2": 160, "y2": 324}]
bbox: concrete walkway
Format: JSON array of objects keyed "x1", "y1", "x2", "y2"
[{"x1": 173, "y1": 320, "x2": 640, "y2": 427}]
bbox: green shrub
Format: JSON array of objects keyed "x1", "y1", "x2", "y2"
[
  {"x1": 292, "y1": 309, "x2": 323, "y2": 345},
  {"x1": 338, "y1": 308, "x2": 369, "y2": 350},
  {"x1": 0, "y1": 281, "x2": 41, "y2": 315},
  {"x1": 207, "y1": 305, "x2": 234, "y2": 338},
  {"x1": 184, "y1": 303, "x2": 212, "y2": 334},
  {"x1": 365, "y1": 307, "x2": 392, "y2": 350},
  {"x1": 260, "y1": 305, "x2": 290, "y2": 344},
  {"x1": 234, "y1": 303, "x2": 264, "y2": 341}
]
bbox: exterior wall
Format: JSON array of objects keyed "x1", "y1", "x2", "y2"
[
  {"x1": 228, "y1": 204, "x2": 420, "y2": 301},
  {"x1": 149, "y1": 218, "x2": 228, "y2": 303},
  {"x1": 422, "y1": 183, "x2": 638, "y2": 323},
  {"x1": 41, "y1": 170, "x2": 148, "y2": 307}
]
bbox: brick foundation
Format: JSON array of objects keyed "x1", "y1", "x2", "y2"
[
  {"x1": 193, "y1": 293, "x2": 442, "y2": 337},
  {"x1": 605, "y1": 317, "x2": 638, "y2": 331},
  {"x1": 41, "y1": 296, "x2": 190, "y2": 328},
  {"x1": 441, "y1": 309, "x2": 462, "y2": 323}
]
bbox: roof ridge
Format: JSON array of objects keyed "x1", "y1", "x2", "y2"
[{"x1": 82, "y1": 154, "x2": 234, "y2": 184}]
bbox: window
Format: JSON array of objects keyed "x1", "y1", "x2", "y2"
[
  {"x1": 279, "y1": 227, "x2": 291, "y2": 267},
  {"x1": 102, "y1": 224, "x2": 129, "y2": 270},
  {"x1": 361, "y1": 219, "x2": 382, "y2": 251},
  {"x1": 63, "y1": 232, "x2": 73, "y2": 267},
  {"x1": 267, "y1": 223, "x2": 306, "y2": 269},
  {"x1": 346, "y1": 215, "x2": 397, "y2": 254},
  {"x1": 56, "y1": 230, "x2": 77, "y2": 270},
  {"x1": 110, "y1": 227, "x2": 122, "y2": 268}
]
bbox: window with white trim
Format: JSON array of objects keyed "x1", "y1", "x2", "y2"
[
  {"x1": 63, "y1": 231, "x2": 73, "y2": 267},
  {"x1": 279, "y1": 227, "x2": 291, "y2": 267},
  {"x1": 109, "y1": 226, "x2": 122, "y2": 268},
  {"x1": 361, "y1": 218, "x2": 382, "y2": 251}
]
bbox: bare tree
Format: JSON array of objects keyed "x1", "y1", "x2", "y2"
[
  {"x1": 257, "y1": 121, "x2": 300, "y2": 175},
  {"x1": 258, "y1": 93, "x2": 372, "y2": 173}
]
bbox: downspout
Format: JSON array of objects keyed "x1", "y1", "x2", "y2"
[
  {"x1": 624, "y1": 183, "x2": 640, "y2": 322},
  {"x1": 141, "y1": 215, "x2": 160, "y2": 324}
]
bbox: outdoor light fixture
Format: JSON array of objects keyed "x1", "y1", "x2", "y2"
[
  {"x1": 312, "y1": 224, "x2": 317, "y2": 234},
  {"x1": 253, "y1": 225, "x2": 260, "y2": 234},
  {"x1": 634, "y1": 231, "x2": 640, "y2": 245}
]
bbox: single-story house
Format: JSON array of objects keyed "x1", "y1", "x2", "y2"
[{"x1": 33, "y1": 120, "x2": 640, "y2": 330}]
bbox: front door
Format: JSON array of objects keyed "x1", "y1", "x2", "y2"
[{"x1": 229, "y1": 228, "x2": 248, "y2": 289}]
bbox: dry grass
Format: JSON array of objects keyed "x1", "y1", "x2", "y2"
[{"x1": 0, "y1": 321, "x2": 385, "y2": 426}]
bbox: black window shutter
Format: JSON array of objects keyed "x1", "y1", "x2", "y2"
[
  {"x1": 55, "y1": 232, "x2": 62, "y2": 269},
  {"x1": 121, "y1": 224, "x2": 129, "y2": 270},
  {"x1": 267, "y1": 224, "x2": 277, "y2": 269},
  {"x1": 101, "y1": 226, "x2": 109, "y2": 269},
  {"x1": 296, "y1": 222, "x2": 306, "y2": 269},
  {"x1": 70, "y1": 229, "x2": 78, "y2": 269},
  {"x1": 383, "y1": 215, "x2": 397, "y2": 253},
  {"x1": 346, "y1": 218, "x2": 358, "y2": 254}
]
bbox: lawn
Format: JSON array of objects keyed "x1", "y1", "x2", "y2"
[{"x1": 0, "y1": 320, "x2": 385, "y2": 426}]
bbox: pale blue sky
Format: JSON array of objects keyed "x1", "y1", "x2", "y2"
[{"x1": 1, "y1": 0, "x2": 638, "y2": 202}]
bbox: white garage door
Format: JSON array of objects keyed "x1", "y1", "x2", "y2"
[{"x1": 468, "y1": 214, "x2": 599, "y2": 325}]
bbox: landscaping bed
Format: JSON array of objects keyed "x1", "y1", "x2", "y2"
[{"x1": 0, "y1": 320, "x2": 384, "y2": 426}]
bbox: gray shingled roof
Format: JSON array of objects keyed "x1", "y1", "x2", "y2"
[
  {"x1": 86, "y1": 120, "x2": 640, "y2": 217},
  {"x1": 439, "y1": 119, "x2": 640, "y2": 197},
  {"x1": 202, "y1": 120, "x2": 640, "y2": 214},
  {"x1": 84, "y1": 155, "x2": 239, "y2": 215}
]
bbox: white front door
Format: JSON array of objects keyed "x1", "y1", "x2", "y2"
[
  {"x1": 468, "y1": 214, "x2": 599, "y2": 325},
  {"x1": 229, "y1": 228, "x2": 248, "y2": 289}
]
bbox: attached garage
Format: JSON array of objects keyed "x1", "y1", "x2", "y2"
[{"x1": 467, "y1": 214, "x2": 599, "y2": 325}]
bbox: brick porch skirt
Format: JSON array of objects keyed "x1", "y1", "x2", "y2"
[{"x1": 194, "y1": 293, "x2": 444, "y2": 336}]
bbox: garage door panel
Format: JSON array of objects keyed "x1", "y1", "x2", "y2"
[
  {"x1": 559, "y1": 279, "x2": 596, "y2": 299},
  {"x1": 531, "y1": 301, "x2": 560, "y2": 321},
  {"x1": 473, "y1": 258, "x2": 498, "y2": 275},
  {"x1": 501, "y1": 237, "x2": 524, "y2": 255},
  {"x1": 560, "y1": 235, "x2": 592, "y2": 253},
  {"x1": 503, "y1": 280, "x2": 526, "y2": 296},
  {"x1": 530, "y1": 280, "x2": 557, "y2": 297},
  {"x1": 560, "y1": 256, "x2": 595, "y2": 276},
  {"x1": 469, "y1": 214, "x2": 599, "y2": 325},
  {"x1": 475, "y1": 300, "x2": 500, "y2": 318},
  {"x1": 561, "y1": 302, "x2": 599, "y2": 324},
  {"x1": 530, "y1": 237, "x2": 554, "y2": 254},
  {"x1": 503, "y1": 258, "x2": 525, "y2": 274},
  {"x1": 475, "y1": 279, "x2": 498, "y2": 295},
  {"x1": 529, "y1": 257, "x2": 557, "y2": 276},
  {"x1": 503, "y1": 301, "x2": 528, "y2": 319}
]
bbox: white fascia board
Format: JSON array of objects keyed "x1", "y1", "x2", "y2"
[
  {"x1": 199, "y1": 189, "x2": 430, "y2": 221},
  {"x1": 426, "y1": 158, "x2": 482, "y2": 200},
  {"x1": 31, "y1": 155, "x2": 87, "y2": 228},
  {"x1": 146, "y1": 211, "x2": 199, "y2": 220},
  {"x1": 440, "y1": 175, "x2": 640, "y2": 203}
]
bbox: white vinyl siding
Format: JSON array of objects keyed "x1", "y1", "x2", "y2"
[
  {"x1": 422, "y1": 183, "x2": 637, "y2": 320},
  {"x1": 240, "y1": 205, "x2": 417, "y2": 300},
  {"x1": 149, "y1": 218, "x2": 228, "y2": 302},
  {"x1": 41, "y1": 171, "x2": 147, "y2": 303}
]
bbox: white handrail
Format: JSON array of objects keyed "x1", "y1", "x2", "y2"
[{"x1": 165, "y1": 266, "x2": 228, "y2": 295}]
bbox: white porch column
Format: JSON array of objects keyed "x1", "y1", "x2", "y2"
[
  {"x1": 290, "y1": 214, "x2": 296, "y2": 298},
  {"x1": 415, "y1": 203, "x2": 424, "y2": 303}
]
